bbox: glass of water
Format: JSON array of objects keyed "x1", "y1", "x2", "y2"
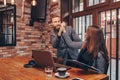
[{"x1": 45, "y1": 66, "x2": 53, "y2": 77}]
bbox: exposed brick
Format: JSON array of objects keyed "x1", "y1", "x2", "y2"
[{"x1": 0, "y1": 0, "x2": 60, "y2": 58}]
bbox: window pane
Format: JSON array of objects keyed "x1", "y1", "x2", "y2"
[
  {"x1": 118, "y1": 9, "x2": 120, "y2": 80},
  {"x1": 106, "y1": 11, "x2": 111, "y2": 34},
  {"x1": 81, "y1": 16, "x2": 85, "y2": 40},
  {"x1": 72, "y1": 0, "x2": 84, "y2": 13},
  {"x1": 88, "y1": 0, "x2": 94, "y2": 6},
  {"x1": 72, "y1": 0, "x2": 78, "y2": 12},
  {"x1": 100, "y1": 0, "x2": 105, "y2": 3},
  {"x1": 99, "y1": 9, "x2": 120, "y2": 55},
  {"x1": 0, "y1": 5, "x2": 16, "y2": 46},
  {"x1": 111, "y1": 10, "x2": 117, "y2": 38},
  {"x1": 5, "y1": 26, "x2": 13, "y2": 44},
  {"x1": 90, "y1": 15, "x2": 93, "y2": 25},
  {"x1": 73, "y1": 15, "x2": 92, "y2": 41},
  {"x1": 94, "y1": 0, "x2": 99, "y2": 5},
  {"x1": 74, "y1": 18, "x2": 79, "y2": 34},
  {"x1": 88, "y1": 0, "x2": 105, "y2": 6},
  {"x1": 80, "y1": 0, "x2": 83, "y2": 11},
  {"x1": 86, "y1": 15, "x2": 92, "y2": 27},
  {"x1": 99, "y1": 8, "x2": 120, "y2": 80},
  {"x1": 79, "y1": 17, "x2": 82, "y2": 35},
  {"x1": 100, "y1": 12, "x2": 106, "y2": 34}
]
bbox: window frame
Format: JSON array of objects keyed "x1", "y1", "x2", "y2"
[
  {"x1": 84, "y1": 0, "x2": 109, "y2": 10},
  {"x1": 72, "y1": 0, "x2": 84, "y2": 13},
  {"x1": 0, "y1": 4, "x2": 16, "y2": 46},
  {"x1": 110, "y1": 0, "x2": 120, "y2": 7},
  {"x1": 73, "y1": 14, "x2": 93, "y2": 41}
]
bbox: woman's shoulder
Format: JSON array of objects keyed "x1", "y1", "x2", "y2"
[{"x1": 97, "y1": 51, "x2": 104, "y2": 58}]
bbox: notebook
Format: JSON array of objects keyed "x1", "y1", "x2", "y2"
[{"x1": 32, "y1": 50, "x2": 70, "y2": 72}]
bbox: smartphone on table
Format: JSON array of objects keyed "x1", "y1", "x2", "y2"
[{"x1": 70, "y1": 77, "x2": 84, "y2": 80}]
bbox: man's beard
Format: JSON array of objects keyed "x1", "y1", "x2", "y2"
[{"x1": 55, "y1": 24, "x2": 61, "y2": 30}]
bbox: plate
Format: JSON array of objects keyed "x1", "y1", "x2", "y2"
[{"x1": 55, "y1": 72, "x2": 70, "y2": 78}]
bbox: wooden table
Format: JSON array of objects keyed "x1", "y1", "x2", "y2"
[{"x1": 0, "y1": 56, "x2": 109, "y2": 80}]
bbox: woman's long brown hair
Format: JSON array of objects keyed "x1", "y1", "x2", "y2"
[{"x1": 82, "y1": 25, "x2": 109, "y2": 62}]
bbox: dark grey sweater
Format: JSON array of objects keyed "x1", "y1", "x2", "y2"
[{"x1": 50, "y1": 26, "x2": 82, "y2": 60}]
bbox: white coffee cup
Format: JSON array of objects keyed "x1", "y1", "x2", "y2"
[{"x1": 57, "y1": 67, "x2": 67, "y2": 76}]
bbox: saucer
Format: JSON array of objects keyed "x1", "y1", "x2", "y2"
[{"x1": 55, "y1": 72, "x2": 70, "y2": 78}]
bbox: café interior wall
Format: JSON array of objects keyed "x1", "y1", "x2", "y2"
[{"x1": 0, "y1": 0, "x2": 60, "y2": 58}]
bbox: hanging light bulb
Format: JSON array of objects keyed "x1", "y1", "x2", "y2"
[
  {"x1": 118, "y1": 15, "x2": 120, "y2": 19},
  {"x1": 31, "y1": 0, "x2": 37, "y2": 6},
  {"x1": 52, "y1": 0, "x2": 58, "y2": 3},
  {"x1": 4, "y1": 0, "x2": 6, "y2": 6},
  {"x1": 11, "y1": 0, "x2": 15, "y2": 5}
]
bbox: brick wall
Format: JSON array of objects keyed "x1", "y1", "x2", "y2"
[{"x1": 0, "y1": 0, "x2": 60, "y2": 58}]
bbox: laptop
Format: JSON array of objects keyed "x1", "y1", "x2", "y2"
[{"x1": 32, "y1": 50, "x2": 70, "y2": 72}]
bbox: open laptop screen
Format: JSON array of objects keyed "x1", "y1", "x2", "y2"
[{"x1": 32, "y1": 50, "x2": 55, "y2": 69}]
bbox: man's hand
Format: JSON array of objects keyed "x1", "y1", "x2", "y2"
[
  {"x1": 61, "y1": 22, "x2": 66, "y2": 27},
  {"x1": 58, "y1": 22, "x2": 66, "y2": 36},
  {"x1": 58, "y1": 26, "x2": 63, "y2": 36},
  {"x1": 61, "y1": 22, "x2": 66, "y2": 33}
]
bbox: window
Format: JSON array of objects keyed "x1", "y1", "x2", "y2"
[
  {"x1": 61, "y1": 1, "x2": 120, "y2": 79},
  {"x1": 99, "y1": 9, "x2": 120, "y2": 38},
  {"x1": 0, "y1": 5, "x2": 16, "y2": 46},
  {"x1": 73, "y1": 15, "x2": 92, "y2": 41},
  {"x1": 72, "y1": 0, "x2": 84, "y2": 13},
  {"x1": 99, "y1": 8, "x2": 120, "y2": 80},
  {"x1": 99, "y1": 8, "x2": 120, "y2": 60},
  {"x1": 99, "y1": 5, "x2": 120, "y2": 80},
  {"x1": 88, "y1": 0, "x2": 105, "y2": 6}
]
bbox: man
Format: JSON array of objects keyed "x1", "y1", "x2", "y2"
[{"x1": 50, "y1": 15, "x2": 82, "y2": 65}]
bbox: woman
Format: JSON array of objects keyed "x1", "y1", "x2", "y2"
[{"x1": 62, "y1": 25, "x2": 109, "y2": 74}]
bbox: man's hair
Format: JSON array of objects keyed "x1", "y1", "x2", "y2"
[
  {"x1": 52, "y1": 14, "x2": 60, "y2": 18},
  {"x1": 50, "y1": 14, "x2": 60, "y2": 22}
]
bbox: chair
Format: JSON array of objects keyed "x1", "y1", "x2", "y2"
[{"x1": 104, "y1": 62, "x2": 109, "y2": 74}]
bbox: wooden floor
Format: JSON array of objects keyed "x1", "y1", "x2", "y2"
[{"x1": 0, "y1": 55, "x2": 108, "y2": 80}]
